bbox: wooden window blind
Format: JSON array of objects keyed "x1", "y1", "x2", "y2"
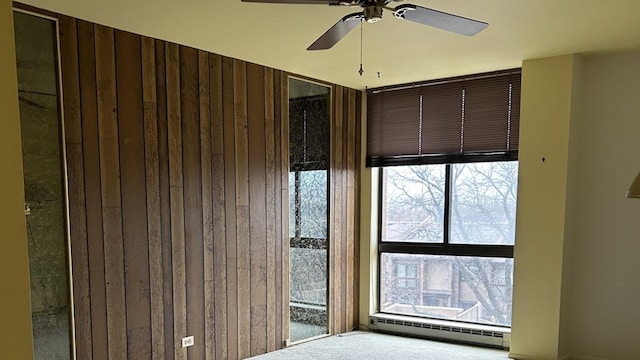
[{"x1": 366, "y1": 69, "x2": 521, "y2": 167}]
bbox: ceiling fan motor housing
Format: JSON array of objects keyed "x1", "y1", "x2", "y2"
[{"x1": 364, "y1": 4, "x2": 383, "y2": 23}]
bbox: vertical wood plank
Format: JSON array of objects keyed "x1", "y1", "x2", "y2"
[
  {"x1": 77, "y1": 20, "x2": 108, "y2": 360},
  {"x1": 180, "y1": 46, "x2": 205, "y2": 360},
  {"x1": 155, "y1": 40, "x2": 175, "y2": 359},
  {"x1": 353, "y1": 90, "x2": 362, "y2": 328},
  {"x1": 95, "y1": 23, "x2": 127, "y2": 359},
  {"x1": 60, "y1": 16, "x2": 82, "y2": 144},
  {"x1": 247, "y1": 62, "x2": 267, "y2": 356},
  {"x1": 59, "y1": 16, "x2": 93, "y2": 360},
  {"x1": 345, "y1": 88, "x2": 356, "y2": 330},
  {"x1": 115, "y1": 29, "x2": 152, "y2": 358},
  {"x1": 327, "y1": 84, "x2": 337, "y2": 335},
  {"x1": 141, "y1": 35, "x2": 165, "y2": 360},
  {"x1": 233, "y1": 59, "x2": 251, "y2": 359},
  {"x1": 341, "y1": 88, "x2": 349, "y2": 333},
  {"x1": 263, "y1": 67, "x2": 277, "y2": 353},
  {"x1": 338, "y1": 87, "x2": 346, "y2": 333},
  {"x1": 280, "y1": 72, "x2": 290, "y2": 345},
  {"x1": 222, "y1": 56, "x2": 239, "y2": 360},
  {"x1": 166, "y1": 42, "x2": 187, "y2": 360},
  {"x1": 198, "y1": 50, "x2": 215, "y2": 360},
  {"x1": 342, "y1": 89, "x2": 351, "y2": 332},
  {"x1": 332, "y1": 85, "x2": 344, "y2": 333},
  {"x1": 210, "y1": 53, "x2": 228, "y2": 360},
  {"x1": 273, "y1": 70, "x2": 284, "y2": 350}
]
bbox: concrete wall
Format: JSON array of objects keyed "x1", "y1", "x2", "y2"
[{"x1": 0, "y1": 0, "x2": 35, "y2": 358}]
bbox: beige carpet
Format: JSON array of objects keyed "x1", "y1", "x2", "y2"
[{"x1": 248, "y1": 331, "x2": 509, "y2": 360}]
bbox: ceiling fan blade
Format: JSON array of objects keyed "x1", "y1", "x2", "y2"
[
  {"x1": 393, "y1": 4, "x2": 488, "y2": 36},
  {"x1": 241, "y1": 0, "x2": 346, "y2": 4},
  {"x1": 307, "y1": 12, "x2": 363, "y2": 50}
]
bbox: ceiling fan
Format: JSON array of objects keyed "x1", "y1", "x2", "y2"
[{"x1": 241, "y1": 0, "x2": 488, "y2": 50}]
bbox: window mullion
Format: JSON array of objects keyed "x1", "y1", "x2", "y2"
[
  {"x1": 378, "y1": 242, "x2": 514, "y2": 258},
  {"x1": 443, "y1": 164, "x2": 452, "y2": 245},
  {"x1": 294, "y1": 171, "x2": 302, "y2": 239},
  {"x1": 377, "y1": 168, "x2": 385, "y2": 313}
]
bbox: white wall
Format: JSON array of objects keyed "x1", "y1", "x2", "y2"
[
  {"x1": 510, "y1": 54, "x2": 579, "y2": 360},
  {"x1": 563, "y1": 50, "x2": 640, "y2": 359},
  {"x1": 509, "y1": 50, "x2": 640, "y2": 360}
]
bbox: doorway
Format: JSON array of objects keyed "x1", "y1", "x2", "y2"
[
  {"x1": 288, "y1": 77, "x2": 331, "y2": 343},
  {"x1": 14, "y1": 9, "x2": 74, "y2": 360}
]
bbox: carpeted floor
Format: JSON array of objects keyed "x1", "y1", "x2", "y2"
[{"x1": 248, "y1": 331, "x2": 509, "y2": 360}]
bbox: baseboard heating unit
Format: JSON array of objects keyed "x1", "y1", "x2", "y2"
[{"x1": 368, "y1": 314, "x2": 510, "y2": 349}]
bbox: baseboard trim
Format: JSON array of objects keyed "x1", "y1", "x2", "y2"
[
  {"x1": 562, "y1": 355, "x2": 607, "y2": 360},
  {"x1": 509, "y1": 353, "x2": 606, "y2": 360},
  {"x1": 508, "y1": 352, "x2": 549, "y2": 360}
]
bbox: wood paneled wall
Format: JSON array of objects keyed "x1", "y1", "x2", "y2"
[
  {"x1": 56, "y1": 12, "x2": 361, "y2": 360},
  {"x1": 329, "y1": 86, "x2": 361, "y2": 333}
]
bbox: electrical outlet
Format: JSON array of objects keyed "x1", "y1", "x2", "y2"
[{"x1": 181, "y1": 336, "x2": 194, "y2": 348}]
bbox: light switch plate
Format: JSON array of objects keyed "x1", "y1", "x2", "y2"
[{"x1": 181, "y1": 336, "x2": 194, "y2": 348}]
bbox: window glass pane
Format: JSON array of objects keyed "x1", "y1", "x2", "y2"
[
  {"x1": 380, "y1": 253, "x2": 513, "y2": 326},
  {"x1": 289, "y1": 78, "x2": 330, "y2": 343},
  {"x1": 15, "y1": 11, "x2": 73, "y2": 359},
  {"x1": 290, "y1": 247, "x2": 327, "y2": 306},
  {"x1": 299, "y1": 170, "x2": 327, "y2": 239},
  {"x1": 289, "y1": 172, "x2": 295, "y2": 237},
  {"x1": 450, "y1": 161, "x2": 518, "y2": 245},
  {"x1": 382, "y1": 165, "x2": 446, "y2": 243},
  {"x1": 289, "y1": 170, "x2": 328, "y2": 239}
]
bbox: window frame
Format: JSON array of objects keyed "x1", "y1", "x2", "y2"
[
  {"x1": 377, "y1": 162, "x2": 515, "y2": 259},
  {"x1": 376, "y1": 160, "x2": 516, "y2": 325}
]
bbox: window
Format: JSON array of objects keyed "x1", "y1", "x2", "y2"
[
  {"x1": 395, "y1": 263, "x2": 418, "y2": 290},
  {"x1": 379, "y1": 161, "x2": 517, "y2": 326},
  {"x1": 367, "y1": 69, "x2": 521, "y2": 328}
]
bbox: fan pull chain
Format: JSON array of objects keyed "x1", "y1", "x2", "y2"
[{"x1": 358, "y1": 20, "x2": 364, "y2": 76}]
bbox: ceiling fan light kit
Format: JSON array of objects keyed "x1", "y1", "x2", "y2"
[{"x1": 242, "y1": 0, "x2": 488, "y2": 49}]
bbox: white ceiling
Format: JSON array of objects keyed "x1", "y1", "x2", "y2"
[{"x1": 20, "y1": 0, "x2": 640, "y2": 89}]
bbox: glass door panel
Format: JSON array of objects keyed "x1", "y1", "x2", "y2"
[
  {"x1": 14, "y1": 10, "x2": 73, "y2": 359},
  {"x1": 288, "y1": 77, "x2": 331, "y2": 343}
]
